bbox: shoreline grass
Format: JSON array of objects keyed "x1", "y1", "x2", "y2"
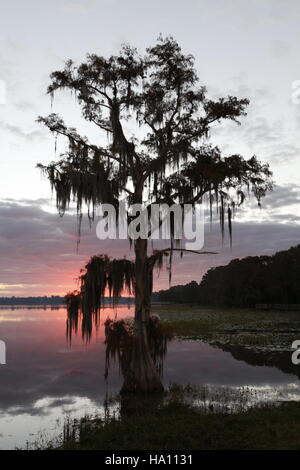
[{"x1": 38, "y1": 398, "x2": 300, "y2": 450}]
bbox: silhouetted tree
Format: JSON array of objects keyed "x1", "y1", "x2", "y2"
[
  {"x1": 157, "y1": 245, "x2": 300, "y2": 308},
  {"x1": 38, "y1": 36, "x2": 272, "y2": 392}
]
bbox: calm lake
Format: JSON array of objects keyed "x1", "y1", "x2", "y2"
[{"x1": 0, "y1": 306, "x2": 299, "y2": 449}]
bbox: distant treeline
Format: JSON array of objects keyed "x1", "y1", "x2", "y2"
[
  {"x1": 153, "y1": 245, "x2": 300, "y2": 308},
  {"x1": 0, "y1": 296, "x2": 65, "y2": 305},
  {"x1": 0, "y1": 296, "x2": 135, "y2": 306}
]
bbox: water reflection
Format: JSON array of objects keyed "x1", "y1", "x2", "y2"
[
  {"x1": 0, "y1": 307, "x2": 299, "y2": 449},
  {"x1": 216, "y1": 342, "x2": 300, "y2": 379}
]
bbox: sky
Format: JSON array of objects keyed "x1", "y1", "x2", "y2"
[{"x1": 0, "y1": 0, "x2": 299, "y2": 296}]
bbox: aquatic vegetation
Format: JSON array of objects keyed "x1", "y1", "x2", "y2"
[{"x1": 155, "y1": 305, "x2": 300, "y2": 352}]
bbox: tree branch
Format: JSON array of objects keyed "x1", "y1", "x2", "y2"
[
  {"x1": 151, "y1": 248, "x2": 217, "y2": 258},
  {"x1": 44, "y1": 123, "x2": 126, "y2": 167}
]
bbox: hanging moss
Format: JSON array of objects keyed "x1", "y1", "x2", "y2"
[
  {"x1": 104, "y1": 314, "x2": 174, "y2": 381},
  {"x1": 65, "y1": 291, "x2": 81, "y2": 344},
  {"x1": 65, "y1": 256, "x2": 135, "y2": 342}
]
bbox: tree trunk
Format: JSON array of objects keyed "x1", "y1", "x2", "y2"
[{"x1": 121, "y1": 237, "x2": 164, "y2": 393}]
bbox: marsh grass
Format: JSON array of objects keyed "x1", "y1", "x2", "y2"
[
  {"x1": 28, "y1": 384, "x2": 300, "y2": 450},
  {"x1": 154, "y1": 305, "x2": 300, "y2": 351}
]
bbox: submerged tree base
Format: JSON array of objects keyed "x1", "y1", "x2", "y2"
[
  {"x1": 104, "y1": 315, "x2": 173, "y2": 394},
  {"x1": 120, "y1": 372, "x2": 165, "y2": 395}
]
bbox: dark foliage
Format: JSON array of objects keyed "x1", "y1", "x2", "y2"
[
  {"x1": 0, "y1": 296, "x2": 64, "y2": 305},
  {"x1": 38, "y1": 35, "x2": 272, "y2": 248},
  {"x1": 38, "y1": 36, "x2": 272, "y2": 323},
  {"x1": 154, "y1": 245, "x2": 300, "y2": 308}
]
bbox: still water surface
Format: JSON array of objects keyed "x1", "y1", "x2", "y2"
[{"x1": 0, "y1": 307, "x2": 299, "y2": 449}]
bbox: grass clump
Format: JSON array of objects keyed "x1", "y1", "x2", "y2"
[{"x1": 44, "y1": 400, "x2": 300, "y2": 450}]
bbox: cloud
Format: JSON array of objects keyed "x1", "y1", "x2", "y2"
[
  {"x1": 270, "y1": 39, "x2": 291, "y2": 59},
  {"x1": 0, "y1": 199, "x2": 132, "y2": 295},
  {"x1": 0, "y1": 193, "x2": 299, "y2": 295},
  {"x1": 212, "y1": 110, "x2": 300, "y2": 168},
  {"x1": 268, "y1": 0, "x2": 300, "y2": 22},
  {"x1": 0, "y1": 122, "x2": 46, "y2": 141},
  {"x1": 263, "y1": 184, "x2": 300, "y2": 210},
  {"x1": 58, "y1": 0, "x2": 112, "y2": 13}
]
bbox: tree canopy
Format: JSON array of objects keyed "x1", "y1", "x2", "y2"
[
  {"x1": 38, "y1": 36, "x2": 273, "y2": 319},
  {"x1": 38, "y1": 36, "x2": 272, "y2": 227}
]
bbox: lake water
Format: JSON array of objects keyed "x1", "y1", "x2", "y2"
[{"x1": 0, "y1": 306, "x2": 299, "y2": 449}]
